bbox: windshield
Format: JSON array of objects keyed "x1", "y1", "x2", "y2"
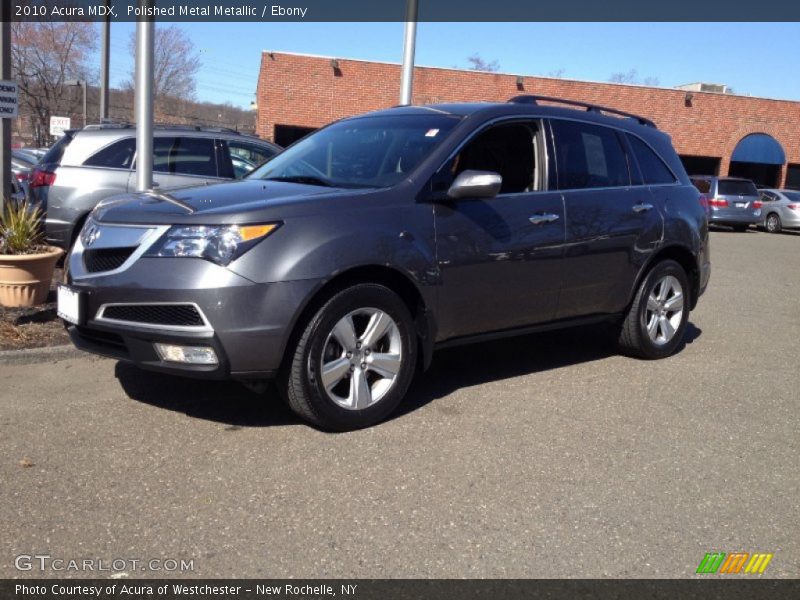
[{"x1": 250, "y1": 115, "x2": 461, "y2": 189}]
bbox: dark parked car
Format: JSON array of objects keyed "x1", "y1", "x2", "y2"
[
  {"x1": 59, "y1": 96, "x2": 710, "y2": 430},
  {"x1": 690, "y1": 175, "x2": 761, "y2": 231},
  {"x1": 30, "y1": 124, "x2": 281, "y2": 249}
]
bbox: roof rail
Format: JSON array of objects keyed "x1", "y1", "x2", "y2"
[
  {"x1": 508, "y1": 95, "x2": 656, "y2": 128},
  {"x1": 83, "y1": 120, "x2": 133, "y2": 130},
  {"x1": 82, "y1": 122, "x2": 251, "y2": 135}
]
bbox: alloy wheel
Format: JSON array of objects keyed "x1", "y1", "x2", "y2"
[
  {"x1": 644, "y1": 275, "x2": 684, "y2": 346},
  {"x1": 317, "y1": 308, "x2": 403, "y2": 410},
  {"x1": 767, "y1": 214, "x2": 780, "y2": 233}
]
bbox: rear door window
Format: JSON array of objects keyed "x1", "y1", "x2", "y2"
[
  {"x1": 152, "y1": 136, "x2": 218, "y2": 177},
  {"x1": 718, "y1": 180, "x2": 758, "y2": 196},
  {"x1": 760, "y1": 191, "x2": 778, "y2": 202},
  {"x1": 550, "y1": 120, "x2": 630, "y2": 190},
  {"x1": 83, "y1": 138, "x2": 136, "y2": 169}
]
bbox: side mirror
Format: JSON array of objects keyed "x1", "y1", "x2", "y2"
[{"x1": 447, "y1": 170, "x2": 502, "y2": 200}]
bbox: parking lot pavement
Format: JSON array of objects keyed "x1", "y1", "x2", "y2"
[{"x1": 1, "y1": 230, "x2": 798, "y2": 579}]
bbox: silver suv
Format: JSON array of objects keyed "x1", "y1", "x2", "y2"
[{"x1": 30, "y1": 124, "x2": 281, "y2": 248}]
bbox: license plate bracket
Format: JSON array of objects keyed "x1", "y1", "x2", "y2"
[{"x1": 57, "y1": 285, "x2": 84, "y2": 325}]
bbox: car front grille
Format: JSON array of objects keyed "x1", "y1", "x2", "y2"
[
  {"x1": 84, "y1": 247, "x2": 136, "y2": 273},
  {"x1": 100, "y1": 304, "x2": 206, "y2": 328}
]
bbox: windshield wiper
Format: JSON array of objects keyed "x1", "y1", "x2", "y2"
[{"x1": 265, "y1": 175, "x2": 333, "y2": 187}]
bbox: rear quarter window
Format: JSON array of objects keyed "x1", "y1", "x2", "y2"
[
  {"x1": 629, "y1": 135, "x2": 676, "y2": 185},
  {"x1": 40, "y1": 133, "x2": 74, "y2": 167},
  {"x1": 83, "y1": 138, "x2": 136, "y2": 169}
]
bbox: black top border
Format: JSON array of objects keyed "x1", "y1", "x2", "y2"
[{"x1": 10, "y1": 0, "x2": 800, "y2": 22}]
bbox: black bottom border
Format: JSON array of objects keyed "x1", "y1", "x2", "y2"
[{"x1": 3, "y1": 579, "x2": 800, "y2": 600}]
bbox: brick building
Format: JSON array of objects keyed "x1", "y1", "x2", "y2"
[{"x1": 256, "y1": 51, "x2": 800, "y2": 189}]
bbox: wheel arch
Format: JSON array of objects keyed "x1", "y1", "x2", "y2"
[
  {"x1": 279, "y1": 265, "x2": 436, "y2": 376},
  {"x1": 631, "y1": 245, "x2": 700, "y2": 311}
]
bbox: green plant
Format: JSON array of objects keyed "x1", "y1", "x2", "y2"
[{"x1": 0, "y1": 200, "x2": 46, "y2": 255}]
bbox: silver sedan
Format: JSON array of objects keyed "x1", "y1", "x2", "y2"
[{"x1": 759, "y1": 189, "x2": 800, "y2": 233}]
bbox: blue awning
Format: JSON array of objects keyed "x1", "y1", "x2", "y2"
[{"x1": 731, "y1": 134, "x2": 786, "y2": 165}]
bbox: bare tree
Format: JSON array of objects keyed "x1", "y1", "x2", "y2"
[
  {"x1": 127, "y1": 25, "x2": 200, "y2": 102},
  {"x1": 547, "y1": 68, "x2": 566, "y2": 79},
  {"x1": 609, "y1": 68, "x2": 639, "y2": 84},
  {"x1": 466, "y1": 54, "x2": 500, "y2": 73},
  {"x1": 11, "y1": 22, "x2": 96, "y2": 146},
  {"x1": 609, "y1": 68, "x2": 660, "y2": 87}
]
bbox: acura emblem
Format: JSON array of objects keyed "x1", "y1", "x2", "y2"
[{"x1": 82, "y1": 224, "x2": 101, "y2": 247}]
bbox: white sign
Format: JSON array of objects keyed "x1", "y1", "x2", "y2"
[
  {"x1": 0, "y1": 80, "x2": 18, "y2": 119},
  {"x1": 50, "y1": 116, "x2": 71, "y2": 137}
]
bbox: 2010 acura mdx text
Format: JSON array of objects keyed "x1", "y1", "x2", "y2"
[{"x1": 59, "y1": 97, "x2": 710, "y2": 431}]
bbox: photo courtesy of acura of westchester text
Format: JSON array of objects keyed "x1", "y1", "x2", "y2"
[{"x1": 1, "y1": 0, "x2": 799, "y2": 596}]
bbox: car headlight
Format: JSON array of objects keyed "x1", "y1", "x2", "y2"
[{"x1": 145, "y1": 223, "x2": 280, "y2": 266}]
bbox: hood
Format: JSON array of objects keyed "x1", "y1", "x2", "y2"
[{"x1": 92, "y1": 179, "x2": 369, "y2": 225}]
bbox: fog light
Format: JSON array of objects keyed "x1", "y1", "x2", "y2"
[{"x1": 154, "y1": 343, "x2": 218, "y2": 365}]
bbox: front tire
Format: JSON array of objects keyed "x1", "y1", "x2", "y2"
[
  {"x1": 766, "y1": 213, "x2": 782, "y2": 233},
  {"x1": 618, "y1": 260, "x2": 690, "y2": 360},
  {"x1": 281, "y1": 284, "x2": 417, "y2": 431}
]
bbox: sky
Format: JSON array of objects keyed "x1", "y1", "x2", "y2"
[{"x1": 98, "y1": 22, "x2": 800, "y2": 109}]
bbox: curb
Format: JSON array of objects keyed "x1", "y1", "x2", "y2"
[{"x1": 0, "y1": 344, "x2": 84, "y2": 365}]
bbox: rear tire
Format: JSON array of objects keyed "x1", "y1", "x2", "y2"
[
  {"x1": 618, "y1": 260, "x2": 690, "y2": 360},
  {"x1": 280, "y1": 284, "x2": 417, "y2": 431},
  {"x1": 766, "y1": 213, "x2": 782, "y2": 234}
]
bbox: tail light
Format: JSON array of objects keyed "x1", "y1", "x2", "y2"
[
  {"x1": 788, "y1": 204, "x2": 798, "y2": 210},
  {"x1": 29, "y1": 168, "x2": 56, "y2": 188},
  {"x1": 699, "y1": 195, "x2": 709, "y2": 208},
  {"x1": 708, "y1": 198, "x2": 728, "y2": 208},
  {"x1": 753, "y1": 200, "x2": 762, "y2": 209}
]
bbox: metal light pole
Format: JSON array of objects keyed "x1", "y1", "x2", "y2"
[
  {"x1": 399, "y1": 0, "x2": 418, "y2": 105},
  {"x1": 100, "y1": 10, "x2": 110, "y2": 120},
  {"x1": 1, "y1": 4, "x2": 11, "y2": 205},
  {"x1": 65, "y1": 80, "x2": 87, "y2": 127},
  {"x1": 135, "y1": 3, "x2": 154, "y2": 192}
]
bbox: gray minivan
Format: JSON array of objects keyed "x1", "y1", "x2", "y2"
[
  {"x1": 690, "y1": 175, "x2": 761, "y2": 231},
  {"x1": 30, "y1": 124, "x2": 281, "y2": 248}
]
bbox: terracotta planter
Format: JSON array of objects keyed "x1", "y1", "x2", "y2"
[{"x1": 0, "y1": 246, "x2": 63, "y2": 307}]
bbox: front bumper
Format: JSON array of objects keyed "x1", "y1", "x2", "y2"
[{"x1": 67, "y1": 256, "x2": 320, "y2": 380}]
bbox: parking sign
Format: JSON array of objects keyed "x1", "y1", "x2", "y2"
[{"x1": 0, "y1": 80, "x2": 18, "y2": 118}]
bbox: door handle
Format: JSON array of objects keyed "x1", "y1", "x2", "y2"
[
  {"x1": 632, "y1": 203, "x2": 654, "y2": 213},
  {"x1": 529, "y1": 213, "x2": 560, "y2": 225}
]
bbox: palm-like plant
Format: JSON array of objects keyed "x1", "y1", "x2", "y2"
[{"x1": 1, "y1": 201, "x2": 45, "y2": 255}]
